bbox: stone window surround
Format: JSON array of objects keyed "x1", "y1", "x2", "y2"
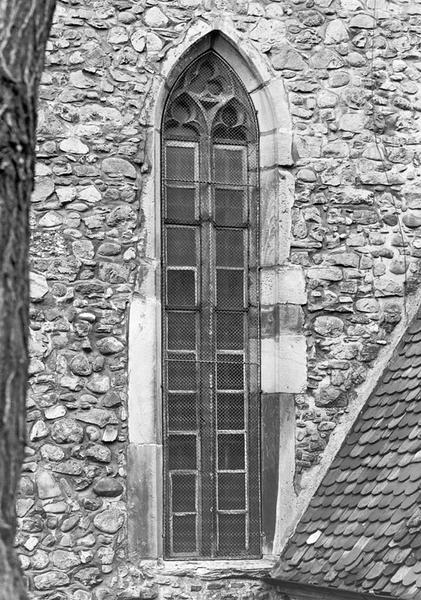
[{"x1": 127, "y1": 25, "x2": 307, "y2": 562}]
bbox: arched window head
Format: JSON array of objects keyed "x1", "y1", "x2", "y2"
[
  {"x1": 163, "y1": 52, "x2": 258, "y2": 143},
  {"x1": 161, "y1": 50, "x2": 260, "y2": 559}
]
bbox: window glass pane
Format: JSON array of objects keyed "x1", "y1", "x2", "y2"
[
  {"x1": 173, "y1": 515, "x2": 197, "y2": 553},
  {"x1": 216, "y1": 270, "x2": 243, "y2": 309},
  {"x1": 216, "y1": 229, "x2": 244, "y2": 267},
  {"x1": 218, "y1": 434, "x2": 245, "y2": 469},
  {"x1": 169, "y1": 434, "x2": 197, "y2": 470},
  {"x1": 168, "y1": 312, "x2": 196, "y2": 350},
  {"x1": 217, "y1": 312, "x2": 244, "y2": 350},
  {"x1": 168, "y1": 357, "x2": 196, "y2": 391},
  {"x1": 167, "y1": 270, "x2": 195, "y2": 307},
  {"x1": 168, "y1": 393, "x2": 197, "y2": 430},
  {"x1": 215, "y1": 189, "x2": 244, "y2": 226},
  {"x1": 172, "y1": 474, "x2": 196, "y2": 512},
  {"x1": 166, "y1": 187, "x2": 195, "y2": 222},
  {"x1": 214, "y1": 147, "x2": 244, "y2": 184},
  {"x1": 217, "y1": 394, "x2": 244, "y2": 430},
  {"x1": 218, "y1": 473, "x2": 245, "y2": 510},
  {"x1": 163, "y1": 52, "x2": 260, "y2": 558},
  {"x1": 218, "y1": 514, "x2": 246, "y2": 554},
  {"x1": 217, "y1": 356, "x2": 244, "y2": 391},
  {"x1": 166, "y1": 145, "x2": 195, "y2": 181},
  {"x1": 167, "y1": 227, "x2": 196, "y2": 266}
]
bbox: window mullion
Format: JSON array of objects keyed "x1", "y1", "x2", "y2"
[{"x1": 198, "y1": 135, "x2": 215, "y2": 557}]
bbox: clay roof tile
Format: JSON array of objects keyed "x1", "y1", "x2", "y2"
[{"x1": 272, "y1": 308, "x2": 421, "y2": 599}]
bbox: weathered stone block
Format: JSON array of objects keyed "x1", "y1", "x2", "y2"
[
  {"x1": 262, "y1": 335, "x2": 307, "y2": 394},
  {"x1": 94, "y1": 508, "x2": 125, "y2": 534},
  {"x1": 260, "y1": 266, "x2": 306, "y2": 305},
  {"x1": 94, "y1": 477, "x2": 124, "y2": 497},
  {"x1": 34, "y1": 571, "x2": 70, "y2": 590},
  {"x1": 36, "y1": 470, "x2": 61, "y2": 499}
]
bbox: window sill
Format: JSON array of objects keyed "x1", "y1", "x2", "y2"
[{"x1": 143, "y1": 557, "x2": 276, "y2": 580}]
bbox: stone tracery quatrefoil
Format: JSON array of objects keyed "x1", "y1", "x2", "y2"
[{"x1": 164, "y1": 51, "x2": 256, "y2": 142}]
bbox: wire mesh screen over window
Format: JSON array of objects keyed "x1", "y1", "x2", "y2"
[{"x1": 162, "y1": 50, "x2": 260, "y2": 558}]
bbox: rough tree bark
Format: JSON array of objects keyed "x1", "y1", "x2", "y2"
[{"x1": 0, "y1": 1, "x2": 56, "y2": 597}]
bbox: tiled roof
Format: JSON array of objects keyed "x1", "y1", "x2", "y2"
[{"x1": 272, "y1": 310, "x2": 421, "y2": 599}]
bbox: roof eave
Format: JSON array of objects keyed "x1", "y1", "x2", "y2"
[{"x1": 264, "y1": 577, "x2": 400, "y2": 600}]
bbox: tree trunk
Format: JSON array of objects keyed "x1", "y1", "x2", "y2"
[{"x1": 0, "y1": 1, "x2": 56, "y2": 597}]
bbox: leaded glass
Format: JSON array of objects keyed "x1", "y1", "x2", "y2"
[{"x1": 162, "y1": 50, "x2": 260, "y2": 559}]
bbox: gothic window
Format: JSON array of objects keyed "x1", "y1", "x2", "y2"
[{"x1": 162, "y1": 51, "x2": 260, "y2": 558}]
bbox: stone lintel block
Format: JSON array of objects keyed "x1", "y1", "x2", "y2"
[
  {"x1": 127, "y1": 443, "x2": 162, "y2": 560},
  {"x1": 260, "y1": 265, "x2": 306, "y2": 305},
  {"x1": 261, "y1": 304, "x2": 304, "y2": 337},
  {"x1": 261, "y1": 335, "x2": 307, "y2": 394}
]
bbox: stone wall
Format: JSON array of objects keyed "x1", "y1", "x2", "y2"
[{"x1": 17, "y1": 0, "x2": 421, "y2": 597}]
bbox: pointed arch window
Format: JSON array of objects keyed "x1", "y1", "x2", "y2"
[{"x1": 162, "y1": 51, "x2": 260, "y2": 558}]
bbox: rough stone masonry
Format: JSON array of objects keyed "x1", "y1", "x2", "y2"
[{"x1": 16, "y1": 0, "x2": 421, "y2": 598}]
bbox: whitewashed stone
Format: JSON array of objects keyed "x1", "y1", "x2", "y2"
[
  {"x1": 44, "y1": 405, "x2": 67, "y2": 420},
  {"x1": 32, "y1": 177, "x2": 55, "y2": 203},
  {"x1": 266, "y1": 3, "x2": 284, "y2": 18},
  {"x1": 314, "y1": 316, "x2": 344, "y2": 337},
  {"x1": 102, "y1": 424, "x2": 118, "y2": 442},
  {"x1": 272, "y1": 43, "x2": 306, "y2": 70},
  {"x1": 86, "y1": 374, "x2": 110, "y2": 394},
  {"x1": 40, "y1": 444, "x2": 65, "y2": 461},
  {"x1": 31, "y1": 550, "x2": 49, "y2": 570},
  {"x1": 78, "y1": 104, "x2": 123, "y2": 125},
  {"x1": 317, "y1": 90, "x2": 338, "y2": 108},
  {"x1": 97, "y1": 336, "x2": 124, "y2": 354},
  {"x1": 28, "y1": 358, "x2": 45, "y2": 375},
  {"x1": 16, "y1": 498, "x2": 35, "y2": 517},
  {"x1": 39, "y1": 211, "x2": 63, "y2": 227},
  {"x1": 51, "y1": 418, "x2": 84, "y2": 444},
  {"x1": 72, "y1": 239, "x2": 95, "y2": 260},
  {"x1": 102, "y1": 157, "x2": 136, "y2": 178},
  {"x1": 307, "y1": 267, "x2": 342, "y2": 281},
  {"x1": 144, "y1": 6, "x2": 168, "y2": 27},
  {"x1": 108, "y1": 26, "x2": 129, "y2": 44},
  {"x1": 44, "y1": 501, "x2": 67, "y2": 513},
  {"x1": 30, "y1": 420, "x2": 49, "y2": 441},
  {"x1": 56, "y1": 186, "x2": 77, "y2": 204},
  {"x1": 249, "y1": 19, "x2": 286, "y2": 43},
  {"x1": 93, "y1": 509, "x2": 124, "y2": 533},
  {"x1": 339, "y1": 111, "x2": 367, "y2": 132},
  {"x1": 324, "y1": 19, "x2": 349, "y2": 43},
  {"x1": 69, "y1": 71, "x2": 95, "y2": 88},
  {"x1": 130, "y1": 30, "x2": 146, "y2": 52},
  {"x1": 24, "y1": 537, "x2": 39, "y2": 551},
  {"x1": 34, "y1": 571, "x2": 70, "y2": 590},
  {"x1": 350, "y1": 13, "x2": 375, "y2": 28},
  {"x1": 76, "y1": 408, "x2": 115, "y2": 427},
  {"x1": 36, "y1": 470, "x2": 61, "y2": 499},
  {"x1": 78, "y1": 185, "x2": 101, "y2": 203},
  {"x1": 52, "y1": 550, "x2": 81, "y2": 570},
  {"x1": 30, "y1": 272, "x2": 49, "y2": 301},
  {"x1": 146, "y1": 32, "x2": 163, "y2": 53},
  {"x1": 35, "y1": 163, "x2": 52, "y2": 176},
  {"x1": 59, "y1": 137, "x2": 89, "y2": 154}
]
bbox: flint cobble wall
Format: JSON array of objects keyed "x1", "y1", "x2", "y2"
[{"x1": 16, "y1": 0, "x2": 421, "y2": 597}]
